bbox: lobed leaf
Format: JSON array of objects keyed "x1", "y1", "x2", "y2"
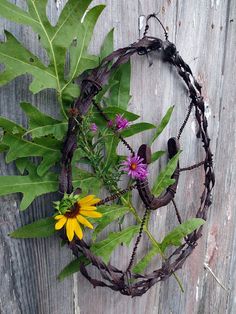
[
  {"x1": 20, "y1": 102, "x2": 61, "y2": 128},
  {"x1": 0, "y1": 163, "x2": 58, "y2": 210},
  {"x1": 2, "y1": 133, "x2": 61, "y2": 176},
  {"x1": 0, "y1": 31, "x2": 57, "y2": 93}
]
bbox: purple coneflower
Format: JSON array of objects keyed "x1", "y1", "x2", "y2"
[
  {"x1": 121, "y1": 154, "x2": 148, "y2": 181},
  {"x1": 107, "y1": 114, "x2": 129, "y2": 131},
  {"x1": 90, "y1": 123, "x2": 98, "y2": 132}
]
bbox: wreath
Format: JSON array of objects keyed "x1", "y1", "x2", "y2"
[{"x1": 0, "y1": 2, "x2": 214, "y2": 298}]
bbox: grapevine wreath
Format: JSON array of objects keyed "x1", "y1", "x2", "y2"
[
  {"x1": 57, "y1": 15, "x2": 215, "y2": 296},
  {"x1": 0, "y1": 8, "x2": 215, "y2": 297}
]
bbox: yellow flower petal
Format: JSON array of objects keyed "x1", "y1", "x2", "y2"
[
  {"x1": 54, "y1": 214, "x2": 64, "y2": 220},
  {"x1": 78, "y1": 195, "x2": 101, "y2": 206},
  {"x1": 66, "y1": 218, "x2": 75, "y2": 241},
  {"x1": 74, "y1": 222, "x2": 83, "y2": 239},
  {"x1": 80, "y1": 205, "x2": 97, "y2": 211},
  {"x1": 80, "y1": 210, "x2": 102, "y2": 218},
  {"x1": 79, "y1": 195, "x2": 96, "y2": 204},
  {"x1": 77, "y1": 215, "x2": 93, "y2": 229},
  {"x1": 55, "y1": 216, "x2": 67, "y2": 230}
]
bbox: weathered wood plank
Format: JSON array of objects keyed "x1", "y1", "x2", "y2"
[{"x1": 0, "y1": 0, "x2": 236, "y2": 313}]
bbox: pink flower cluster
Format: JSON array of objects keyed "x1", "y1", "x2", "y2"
[
  {"x1": 108, "y1": 114, "x2": 129, "y2": 131},
  {"x1": 121, "y1": 154, "x2": 148, "y2": 181}
]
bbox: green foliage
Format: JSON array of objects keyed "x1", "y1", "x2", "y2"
[
  {"x1": 100, "y1": 28, "x2": 114, "y2": 60},
  {"x1": 92, "y1": 205, "x2": 130, "y2": 240},
  {"x1": 0, "y1": 163, "x2": 58, "y2": 210},
  {"x1": 0, "y1": 0, "x2": 101, "y2": 101},
  {"x1": 133, "y1": 246, "x2": 160, "y2": 274},
  {"x1": 151, "y1": 150, "x2": 166, "y2": 163},
  {"x1": 152, "y1": 151, "x2": 181, "y2": 197},
  {"x1": 91, "y1": 225, "x2": 139, "y2": 263},
  {"x1": 150, "y1": 106, "x2": 174, "y2": 144},
  {"x1": 10, "y1": 217, "x2": 56, "y2": 238},
  {"x1": 108, "y1": 62, "x2": 131, "y2": 109},
  {"x1": 121, "y1": 122, "x2": 156, "y2": 138},
  {"x1": 133, "y1": 218, "x2": 204, "y2": 273},
  {"x1": 92, "y1": 106, "x2": 140, "y2": 127},
  {"x1": 160, "y1": 218, "x2": 205, "y2": 252},
  {"x1": 58, "y1": 257, "x2": 86, "y2": 281},
  {"x1": 58, "y1": 225, "x2": 140, "y2": 279}
]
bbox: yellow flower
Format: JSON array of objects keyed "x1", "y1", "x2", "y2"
[{"x1": 54, "y1": 195, "x2": 102, "y2": 241}]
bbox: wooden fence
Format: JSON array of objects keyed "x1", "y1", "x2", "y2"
[{"x1": 0, "y1": 0, "x2": 235, "y2": 313}]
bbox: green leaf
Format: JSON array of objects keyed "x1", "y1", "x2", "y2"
[
  {"x1": 92, "y1": 205, "x2": 130, "y2": 239},
  {"x1": 15, "y1": 158, "x2": 28, "y2": 175},
  {"x1": 0, "y1": 31, "x2": 57, "y2": 93},
  {"x1": 0, "y1": 163, "x2": 58, "y2": 210},
  {"x1": 10, "y1": 217, "x2": 56, "y2": 238},
  {"x1": 91, "y1": 225, "x2": 139, "y2": 263},
  {"x1": 104, "y1": 134, "x2": 119, "y2": 169},
  {"x1": 2, "y1": 133, "x2": 61, "y2": 176},
  {"x1": 20, "y1": 102, "x2": 61, "y2": 128},
  {"x1": 100, "y1": 28, "x2": 114, "y2": 60},
  {"x1": 0, "y1": 163, "x2": 98, "y2": 210},
  {"x1": 160, "y1": 218, "x2": 205, "y2": 253},
  {"x1": 0, "y1": 143, "x2": 8, "y2": 153},
  {"x1": 58, "y1": 225, "x2": 140, "y2": 280},
  {"x1": 0, "y1": 116, "x2": 25, "y2": 135},
  {"x1": 66, "y1": 5, "x2": 105, "y2": 83},
  {"x1": 109, "y1": 62, "x2": 131, "y2": 109},
  {"x1": 133, "y1": 246, "x2": 160, "y2": 274},
  {"x1": 72, "y1": 168, "x2": 101, "y2": 195},
  {"x1": 58, "y1": 257, "x2": 87, "y2": 281},
  {"x1": 150, "y1": 106, "x2": 174, "y2": 144},
  {"x1": 26, "y1": 122, "x2": 67, "y2": 140},
  {"x1": 93, "y1": 106, "x2": 139, "y2": 126},
  {"x1": 152, "y1": 151, "x2": 181, "y2": 197},
  {"x1": 151, "y1": 150, "x2": 166, "y2": 163},
  {"x1": 121, "y1": 122, "x2": 156, "y2": 138},
  {"x1": 0, "y1": 0, "x2": 102, "y2": 98}
]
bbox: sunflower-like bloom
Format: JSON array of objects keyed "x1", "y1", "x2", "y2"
[{"x1": 54, "y1": 195, "x2": 102, "y2": 241}]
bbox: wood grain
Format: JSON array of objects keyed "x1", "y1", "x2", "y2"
[{"x1": 0, "y1": 0, "x2": 235, "y2": 313}]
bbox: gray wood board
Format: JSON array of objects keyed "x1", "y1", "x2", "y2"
[{"x1": 0, "y1": 0, "x2": 235, "y2": 313}]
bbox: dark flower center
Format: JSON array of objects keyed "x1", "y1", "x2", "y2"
[{"x1": 65, "y1": 203, "x2": 80, "y2": 218}]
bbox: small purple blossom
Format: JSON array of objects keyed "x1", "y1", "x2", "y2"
[
  {"x1": 90, "y1": 123, "x2": 98, "y2": 132},
  {"x1": 107, "y1": 120, "x2": 114, "y2": 128},
  {"x1": 107, "y1": 114, "x2": 129, "y2": 131},
  {"x1": 121, "y1": 154, "x2": 148, "y2": 181},
  {"x1": 115, "y1": 114, "x2": 129, "y2": 131}
]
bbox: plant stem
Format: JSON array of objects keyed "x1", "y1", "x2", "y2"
[{"x1": 58, "y1": 94, "x2": 68, "y2": 120}]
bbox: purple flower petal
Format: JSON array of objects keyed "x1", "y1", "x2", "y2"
[{"x1": 121, "y1": 154, "x2": 148, "y2": 180}]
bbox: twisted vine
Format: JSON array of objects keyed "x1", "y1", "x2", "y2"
[{"x1": 59, "y1": 15, "x2": 214, "y2": 297}]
